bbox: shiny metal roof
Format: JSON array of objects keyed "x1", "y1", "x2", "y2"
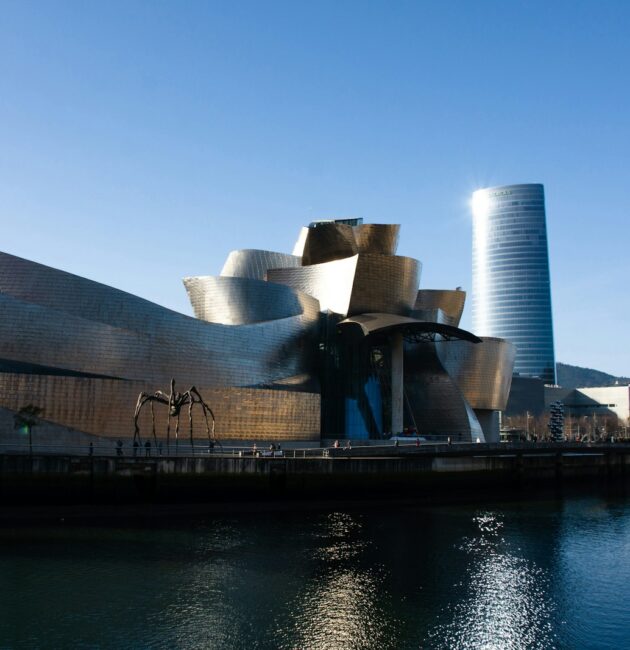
[{"x1": 337, "y1": 313, "x2": 481, "y2": 344}]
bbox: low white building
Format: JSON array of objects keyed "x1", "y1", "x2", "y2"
[{"x1": 545, "y1": 385, "x2": 630, "y2": 424}]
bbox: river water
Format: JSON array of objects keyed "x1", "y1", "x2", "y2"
[{"x1": 0, "y1": 494, "x2": 629, "y2": 649}]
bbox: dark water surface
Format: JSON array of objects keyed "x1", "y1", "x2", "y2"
[{"x1": 0, "y1": 495, "x2": 629, "y2": 649}]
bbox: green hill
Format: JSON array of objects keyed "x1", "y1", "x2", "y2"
[{"x1": 557, "y1": 362, "x2": 630, "y2": 388}]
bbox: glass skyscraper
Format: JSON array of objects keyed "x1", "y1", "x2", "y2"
[{"x1": 471, "y1": 183, "x2": 556, "y2": 384}]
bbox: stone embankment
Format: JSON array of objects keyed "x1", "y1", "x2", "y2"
[{"x1": 0, "y1": 443, "x2": 628, "y2": 506}]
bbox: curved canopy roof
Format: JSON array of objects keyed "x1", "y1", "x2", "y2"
[{"x1": 337, "y1": 312, "x2": 481, "y2": 345}]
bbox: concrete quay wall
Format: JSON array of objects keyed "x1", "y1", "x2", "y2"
[{"x1": 1, "y1": 445, "x2": 628, "y2": 505}]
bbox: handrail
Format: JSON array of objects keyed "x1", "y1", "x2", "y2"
[
  {"x1": 0, "y1": 440, "x2": 478, "y2": 459},
  {"x1": 0, "y1": 438, "x2": 628, "y2": 459}
]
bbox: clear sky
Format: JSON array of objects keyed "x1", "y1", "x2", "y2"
[{"x1": 1, "y1": 1, "x2": 629, "y2": 375}]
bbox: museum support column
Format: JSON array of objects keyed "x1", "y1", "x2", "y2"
[{"x1": 391, "y1": 333, "x2": 404, "y2": 435}]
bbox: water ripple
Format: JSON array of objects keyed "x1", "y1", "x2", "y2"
[
  {"x1": 424, "y1": 511, "x2": 558, "y2": 650},
  {"x1": 1, "y1": 498, "x2": 629, "y2": 649}
]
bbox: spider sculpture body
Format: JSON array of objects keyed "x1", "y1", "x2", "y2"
[{"x1": 133, "y1": 379, "x2": 217, "y2": 452}]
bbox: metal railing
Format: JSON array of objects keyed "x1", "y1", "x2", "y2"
[
  {"x1": 0, "y1": 439, "x2": 476, "y2": 459},
  {"x1": 1, "y1": 438, "x2": 627, "y2": 459}
]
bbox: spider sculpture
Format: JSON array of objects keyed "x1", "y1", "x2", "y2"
[{"x1": 133, "y1": 379, "x2": 217, "y2": 453}]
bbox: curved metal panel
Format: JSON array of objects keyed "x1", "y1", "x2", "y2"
[
  {"x1": 347, "y1": 254, "x2": 420, "y2": 317},
  {"x1": 337, "y1": 312, "x2": 481, "y2": 344},
  {"x1": 414, "y1": 289, "x2": 466, "y2": 327},
  {"x1": 301, "y1": 223, "x2": 358, "y2": 265},
  {"x1": 0, "y1": 254, "x2": 320, "y2": 389},
  {"x1": 220, "y1": 249, "x2": 301, "y2": 280},
  {"x1": 0, "y1": 250, "x2": 188, "y2": 333},
  {"x1": 268, "y1": 256, "x2": 359, "y2": 315},
  {"x1": 268, "y1": 254, "x2": 420, "y2": 317},
  {"x1": 403, "y1": 341, "x2": 484, "y2": 442},
  {"x1": 409, "y1": 307, "x2": 449, "y2": 325},
  {"x1": 353, "y1": 224, "x2": 400, "y2": 255},
  {"x1": 0, "y1": 292, "x2": 320, "y2": 388},
  {"x1": 437, "y1": 336, "x2": 516, "y2": 410},
  {"x1": 182, "y1": 276, "x2": 319, "y2": 325},
  {"x1": 292, "y1": 227, "x2": 309, "y2": 257}
]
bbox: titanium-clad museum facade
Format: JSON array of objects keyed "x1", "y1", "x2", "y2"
[
  {"x1": 0, "y1": 220, "x2": 516, "y2": 444},
  {"x1": 472, "y1": 184, "x2": 556, "y2": 384}
]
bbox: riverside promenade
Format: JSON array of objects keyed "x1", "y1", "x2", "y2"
[{"x1": 1, "y1": 442, "x2": 628, "y2": 506}]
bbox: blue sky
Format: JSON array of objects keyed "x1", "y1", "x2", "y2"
[{"x1": 1, "y1": 1, "x2": 629, "y2": 375}]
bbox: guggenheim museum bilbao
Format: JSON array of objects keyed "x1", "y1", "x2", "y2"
[{"x1": 0, "y1": 219, "x2": 516, "y2": 444}]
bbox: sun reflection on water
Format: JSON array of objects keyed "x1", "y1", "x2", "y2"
[
  {"x1": 2, "y1": 499, "x2": 629, "y2": 649},
  {"x1": 275, "y1": 512, "x2": 399, "y2": 650},
  {"x1": 424, "y1": 511, "x2": 558, "y2": 650}
]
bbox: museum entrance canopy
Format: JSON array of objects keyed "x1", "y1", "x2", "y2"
[{"x1": 336, "y1": 313, "x2": 481, "y2": 345}]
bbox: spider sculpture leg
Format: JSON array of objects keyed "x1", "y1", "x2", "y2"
[
  {"x1": 134, "y1": 392, "x2": 170, "y2": 446},
  {"x1": 190, "y1": 387, "x2": 218, "y2": 449},
  {"x1": 151, "y1": 390, "x2": 172, "y2": 454},
  {"x1": 205, "y1": 407, "x2": 218, "y2": 449},
  {"x1": 150, "y1": 400, "x2": 158, "y2": 449},
  {"x1": 201, "y1": 401, "x2": 212, "y2": 442},
  {"x1": 165, "y1": 390, "x2": 173, "y2": 454},
  {"x1": 134, "y1": 393, "x2": 163, "y2": 445},
  {"x1": 187, "y1": 394, "x2": 195, "y2": 452},
  {"x1": 133, "y1": 392, "x2": 150, "y2": 444},
  {"x1": 188, "y1": 392, "x2": 206, "y2": 449},
  {"x1": 175, "y1": 411, "x2": 180, "y2": 454}
]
